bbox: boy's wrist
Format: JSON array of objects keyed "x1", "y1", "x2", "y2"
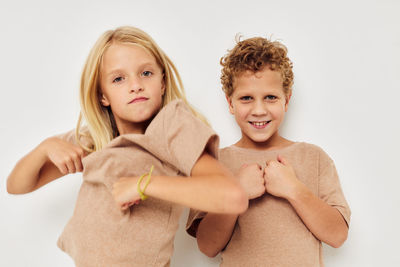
[{"x1": 285, "y1": 181, "x2": 310, "y2": 203}]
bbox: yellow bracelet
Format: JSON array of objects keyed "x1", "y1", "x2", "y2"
[{"x1": 137, "y1": 165, "x2": 154, "y2": 200}]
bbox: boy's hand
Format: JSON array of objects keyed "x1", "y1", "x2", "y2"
[
  {"x1": 112, "y1": 177, "x2": 141, "y2": 210},
  {"x1": 237, "y1": 163, "x2": 266, "y2": 200},
  {"x1": 41, "y1": 137, "x2": 86, "y2": 175},
  {"x1": 264, "y1": 155, "x2": 304, "y2": 199}
]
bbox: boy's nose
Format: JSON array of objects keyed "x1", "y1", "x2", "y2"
[{"x1": 251, "y1": 101, "x2": 268, "y2": 116}]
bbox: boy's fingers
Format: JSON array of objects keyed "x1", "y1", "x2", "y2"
[
  {"x1": 256, "y1": 163, "x2": 262, "y2": 170},
  {"x1": 277, "y1": 154, "x2": 288, "y2": 165}
]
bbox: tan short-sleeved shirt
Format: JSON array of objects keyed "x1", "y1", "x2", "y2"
[
  {"x1": 187, "y1": 142, "x2": 350, "y2": 267},
  {"x1": 56, "y1": 100, "x2": 219, "y2": 267}
]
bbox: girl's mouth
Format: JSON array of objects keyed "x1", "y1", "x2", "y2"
[
  {"x1": 128, "y1": 97, "x2": 148, "y2": 104},
  {"x1": 249, "y1": 120, "x2": 271, "y2": 129}
]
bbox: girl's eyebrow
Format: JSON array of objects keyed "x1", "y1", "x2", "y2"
[{"x1": 105, "y1": 62, "x2": 157, "y2": 77}]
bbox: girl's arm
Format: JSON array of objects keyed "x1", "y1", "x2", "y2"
[
  {"x1": 264, "y1": 155, "x2": 348, "y2": 248},
  {"x1": 112, "y1": 152, "x2": 249, "y2": 214},
  {"x1": 7, "y1": 137, "x2": 85, "y2": 194}
]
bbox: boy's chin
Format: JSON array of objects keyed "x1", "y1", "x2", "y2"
[{"x1": 242, "y1": 135, "x2": 273, "y2": 146}]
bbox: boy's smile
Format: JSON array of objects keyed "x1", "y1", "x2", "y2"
[{"x1": 227, "y1": 67, "x2": 290, "y2": 150}]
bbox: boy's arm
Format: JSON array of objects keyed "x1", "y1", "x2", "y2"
[
  {"x1": 264, "y1": 155, "x2": 348, "y2": 248},
  {"x1": 196, "y1": 213, "x2": 238, "y2": 257},
  {"x1": 286, "y1": 185, "x2": 348, "y2": 248},
  {"x1": 190, "y1": 163, "x2": 265, "y2": 257},
  {"x1": 7, "y1": 137, "x2": 85, "y2": 194}
]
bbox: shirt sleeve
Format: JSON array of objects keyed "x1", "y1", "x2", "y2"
[
  {"x1": 55, "y1": 129, "x2": 77, "y2": 144},
  {"x1": 186, "y1": 209, "x2": 207, "y2": 238},
  {"x1": 54, "y1": 127, "x2": 93, "y2": 149},
  {"x1": 318, "y1": 148, "x2": 351, "y2": 227},
  {"x1": 146, "y1": 100, "x2": 219, "y2": 176}
]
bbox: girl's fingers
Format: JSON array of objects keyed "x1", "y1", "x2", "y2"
[
  {"x1": 65, "y1": 158, "x2": 76, "y2": 173},
  {"x1": 56, "y1": 163, "x2": 68, "y2": 175},
  {"x1": 74, "y1": 154, "x2": 84, "y2": 172}
]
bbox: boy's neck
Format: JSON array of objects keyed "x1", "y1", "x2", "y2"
[{"x1": 234, "y1": 132, "x2": 294, "y2": 151}]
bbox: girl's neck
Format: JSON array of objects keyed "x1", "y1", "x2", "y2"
[{"x1": 116, "y1": 119, "x2": 150, "y2": 135}]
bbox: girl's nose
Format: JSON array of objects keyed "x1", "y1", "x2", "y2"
[{"x1": 129, "y1": 79, "x2": 143, "y2": 93}]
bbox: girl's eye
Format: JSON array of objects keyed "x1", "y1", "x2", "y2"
[
  {"x1": 113, "y1": 76, "x2": 124, "y2": 83},
  {"x1": 240, "y1": 96, "x2": 252, "y2": 101},
  {"x1": 142, "y1": 71, "x2": 153, "y2": 77}
]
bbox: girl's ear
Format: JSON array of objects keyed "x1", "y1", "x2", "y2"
[
  {"x1": 161, "y1": 75, "x2": 166, "y2": 96},
  {"x1": 285, "y1": 91, "x2": 292, "y2": 112},
  {"x1": 101, "y1": 94, "x2": 110, "y2": 106},
  {"x1": 226, "y1": 95, "x2": 234, "y2": 114}
]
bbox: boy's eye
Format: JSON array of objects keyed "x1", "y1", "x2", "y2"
[
  {"x1": 113, "y1": 76, "x2": 124, "y2": 83},
  {"x1": 240, "y1": 96, "x2": 252, "y2": 101},
  {"x1": 142, "y1": 71, "x2": 153, "y2": 77},
  {"x1": 265, "y1": 95, "x2": 277, "y2": 100}
]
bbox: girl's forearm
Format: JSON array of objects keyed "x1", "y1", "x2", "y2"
[
  {"x1": 287, "y1": 184, "x2": 348, "y2": 248},
  {"x1": 144, "y1": 174, "x2": 248, "y2": 214},
  {"x1": 196, "y1": 213, "x2": 238, "y2": 257},
  {"x1": 7, "y1": 145, "x2": 49, "y2": 194}
]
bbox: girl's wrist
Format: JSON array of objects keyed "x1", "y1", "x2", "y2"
[{"x1": 36, "y1": 139, "x2": 54, "y2": 163}]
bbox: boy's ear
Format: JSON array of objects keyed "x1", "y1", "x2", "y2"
[
  {"x1": 226, "y1": 95, "x2": 234, "y2": 114},
  {"x1": 101, "y1": 94, "x2": 110, "y2": 107},
  {"x1": 284, "y1": 91, "x2": 292, "y2": 112}
]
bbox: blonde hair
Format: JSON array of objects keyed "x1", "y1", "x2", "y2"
[
  {"x1": 76, "y1": 26, "x2": 206, "y2": 153},
  {"x1": 221, "y1": 36, "x2": 293, "y2": 97}
]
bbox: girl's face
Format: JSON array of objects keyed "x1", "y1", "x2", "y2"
[
  {"x1": 227, "y1": 67, "x2": 290, "y2": 149},
  {"x1": 100, "y1": 42, "x2": 165, "y2": 135}
]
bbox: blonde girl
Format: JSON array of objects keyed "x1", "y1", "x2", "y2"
[{"x1": 7, "y1": 26, "x2": 247, "y2": 266}]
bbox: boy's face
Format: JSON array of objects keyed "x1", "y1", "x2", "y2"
[{"x1": 227, "y1": 67, "x2": 290, "y2": 149}]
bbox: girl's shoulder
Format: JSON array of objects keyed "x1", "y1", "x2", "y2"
[
  {"x1": 55, "y1": 126, "x2": 94, "y2": 153},
  {"x1": 146, "y1": 99, "x2": 205, "y2": 135}
]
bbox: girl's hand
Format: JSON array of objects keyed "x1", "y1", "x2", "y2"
[
  {"x1": 237, "y1": 163, "x2": 266, "y2": 200},
  {"x1": 264, "y1": 155, "x2": 304, "y2": 199},
  {"x1": 41, "y1": 137, "x2": 86, "y2": 174},
  {"x1": 112, "y1": 177, "x2": 141, "y2": 210}
]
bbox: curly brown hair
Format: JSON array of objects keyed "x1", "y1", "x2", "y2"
[{"x1": 220, "y1": 36, "x2": 294, "y2": 97}]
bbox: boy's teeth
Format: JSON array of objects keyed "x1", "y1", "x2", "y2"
[{"x1": 252, "y1": 121, "x2": 267, "y2": 126}]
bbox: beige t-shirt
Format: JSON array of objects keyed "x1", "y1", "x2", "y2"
[
  {"x1": 57, "y1": 100, "x2": 219, "y2": 267},
  {"x1": 187, "y1": 142, "x2": 350, "y2": 267}
]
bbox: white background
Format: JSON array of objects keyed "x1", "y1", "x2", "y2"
[{"x1": 1, "y1": 0, "x2": 399, "y2": 266}]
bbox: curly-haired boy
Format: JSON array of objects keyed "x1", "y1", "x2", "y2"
[{"x1": 187, "y1": 37, "x2": 351, "y2": 267}]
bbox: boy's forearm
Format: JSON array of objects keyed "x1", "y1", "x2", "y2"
[
  {"x1": 196, "y1": 213, "x2": 238, "y2": 257},
  {"x1": 286, "y1": 184, "x2": 348, "y2": 248}
]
